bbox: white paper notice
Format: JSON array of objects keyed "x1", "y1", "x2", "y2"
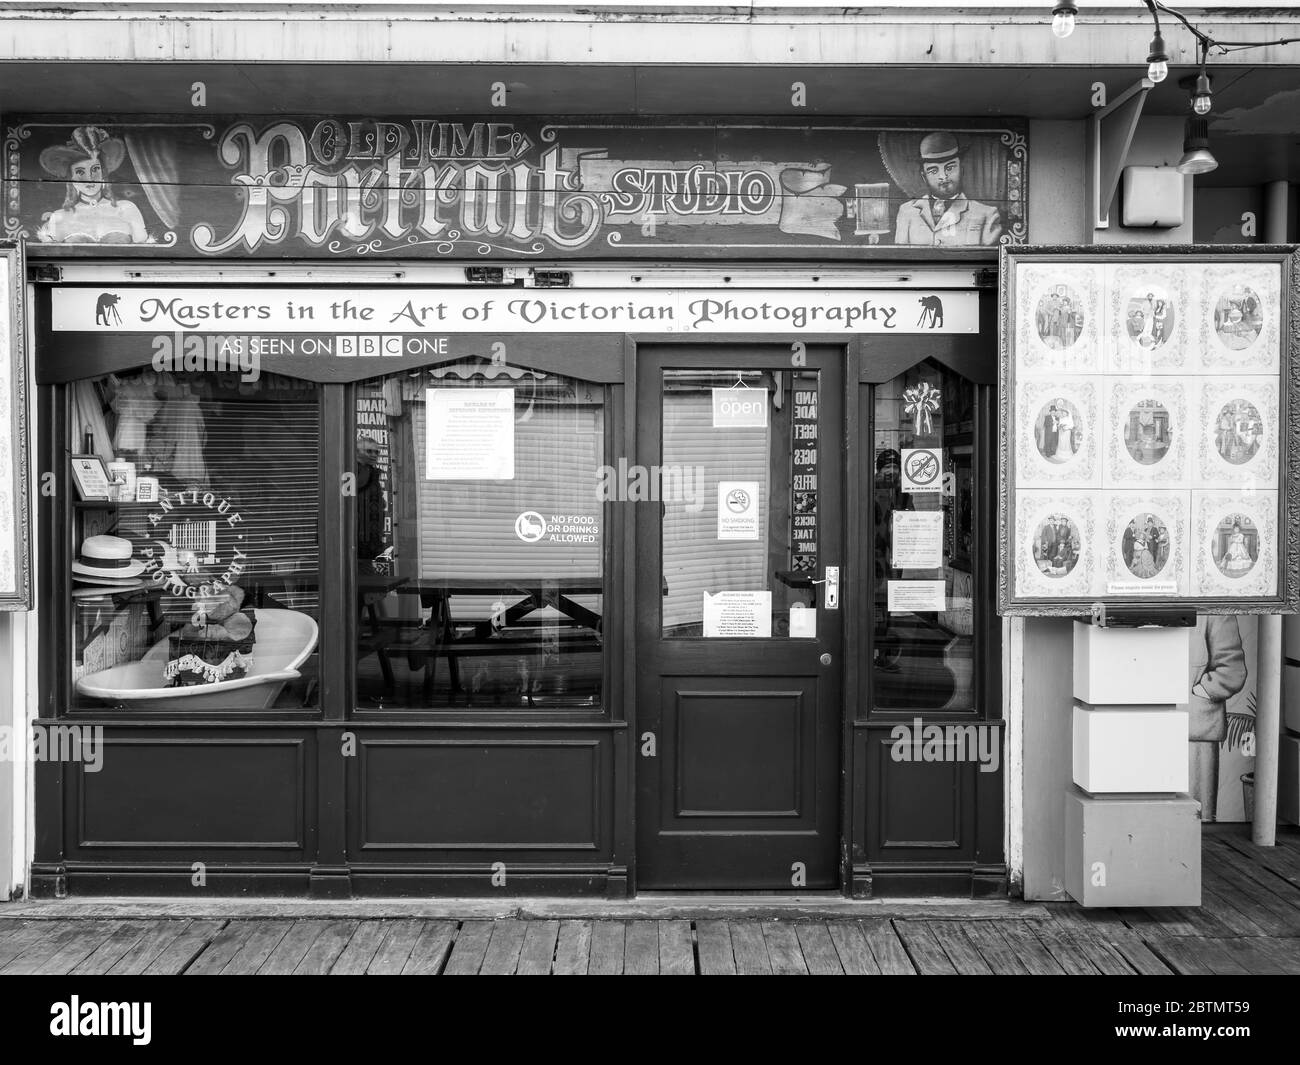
[
  {"x1": 891, "y1": 511, "x2": 944, "y2": 569},
  {"x1": 426, "y1": 388, "x2": 515, "y2": 480},
  {"x1": 789, "y1": 603, "x2": 817, "y2": 638},
  {"x1": 702, "y1": 590, "x2": 772, "y2": 637},
  {"x1": 887, "y1": 580, "x2": 947, "y2": 613},
  {"x1": 717, "y1": 481, "x2": 761, "y2": 540}
]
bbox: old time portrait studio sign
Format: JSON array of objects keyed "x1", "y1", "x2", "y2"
[{"x1": 998, "y1": 245, "x2": 1300, "y2": 615}]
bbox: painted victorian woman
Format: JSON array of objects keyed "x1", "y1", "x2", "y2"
[{"x1": 36, "y1": 126, "x2": 152, "y2": 244}]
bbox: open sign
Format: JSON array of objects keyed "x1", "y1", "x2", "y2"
[{"x1": 711, "y1": 387, "x2": 769, "y2": 428}]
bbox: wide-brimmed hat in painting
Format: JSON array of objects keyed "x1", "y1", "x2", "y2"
[{"x1": 39, "y1": 126, "x2": 127, "y2": 179}]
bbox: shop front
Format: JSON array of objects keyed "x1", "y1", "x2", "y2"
[{"x1": 13, "y1": 114, "x2": 1013, "y2": 897}]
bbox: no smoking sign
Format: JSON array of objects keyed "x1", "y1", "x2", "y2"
[{"x1": 901, "y1": 448, "x2": 943, "y2": 494}]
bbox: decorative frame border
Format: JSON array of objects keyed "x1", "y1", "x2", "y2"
[
  {"x1": 0, "y1": 241, "x2": 30, "y2": 609},
  {"x1": 998, "y1": 244, "x2": 1299, "y2": 615}
]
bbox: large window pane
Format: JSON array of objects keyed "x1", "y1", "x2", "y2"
[
  {"x1": 70, "y1": 369, "x2": 321, "y2": 711},
  {"x1": 355, "y1": 361, "x2": 604, "y2": 709},
  {"x1": 871, "y1": 360, "x2": 976, "y2": 711}
]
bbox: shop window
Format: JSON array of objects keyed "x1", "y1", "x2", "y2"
[
  {"x1": 355, "y1": 362, "x2": 604, "y2": 709},
  {"x1": 871, "y1": 360, "x2": 977, "y2": 712},
  {"x1": 68, "y1": 369, "x2": 321, "y2": 711}
]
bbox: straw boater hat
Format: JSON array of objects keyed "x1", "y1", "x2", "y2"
[
  {"x1": 72, "y1": 534, "x2": 146, "y2": 582},
  {"x1": 38, "y1": 126, "x2": 126, "y2": 179}
]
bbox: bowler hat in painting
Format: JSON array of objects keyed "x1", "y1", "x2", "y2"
[{"x1": 918, "y1": 132, "x2": 967, "y2": 163}]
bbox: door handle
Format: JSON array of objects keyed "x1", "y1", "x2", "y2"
[{"x1": 810, "y1": 566, "x2": 839, "y2": 609}]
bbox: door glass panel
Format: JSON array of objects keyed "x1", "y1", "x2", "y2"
[
  {"x1": 354, "y1": 362, "x2": 604, "y2": 709},
  {"x1": 872, "y1": 360, "x2": 976, "y2": 710},
  {"x1": 662, "y1": 368, "x2": 820, "y2": 639}
]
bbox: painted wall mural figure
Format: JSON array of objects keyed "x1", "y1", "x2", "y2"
[
  {"x1": 36, "y1": 126, "x2": 152, "y2": 245},
  {"x1": 893, "y1": 133, "x2": 1004, "y2": 247}
]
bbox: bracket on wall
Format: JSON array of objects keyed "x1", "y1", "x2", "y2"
[{"x1": 1090, "y1": 78, "x2": 1154, "y2": 230}]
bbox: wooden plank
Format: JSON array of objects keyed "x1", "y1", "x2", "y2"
[
  {"x1": 860, "y1": 920, "x2": 915, "y2": 975},
  {"x1": 516, "y1": 920, "x2": 560, "y2": 976},
  {"x1": 0, "y1": 922, "x2": 65, "y2": 971},
  {"x1": 1204, "y1": 847, "x2": 1300, "y2": 924},
  {"x1": 1056, "y1": 926, "x2": 1139, "y2": 976},
  {"x1": 552, "y1": 920, "x2": 592, "y2": 976},
  {"x1": 960, "y1": 921, "x2": 1028, "y2": 975},
  {"x1": 587, "y1": 921, "x2": 626, "y2": 976},
  {"x1": 622, "y1": 921, "x2": 660, "y2": 976},
  {"x1": 1031, "y1": 923, "x2": 1101, "y2": 975},
  {"x1": 1218, "y1": 937, "x2": 1289, "y2": 975},
  {"x1": 658, "y1": 920, "x2": 694, "y2": 976},
  {"x1": 1194, "y1": 882, "x2": 1273, "y2": 937},
  {"x1": 444, "y1": 921, "x2": 494, "y2": 976},
  {"x1": 139, "y1": 921, "x2": 227, "y2": 976},
  {"x1": 997, "y1": 922, "x2": 1067, "y2": 975},
  {"x1": 402, "y1": 921, "x2": 456, "y2": 975},
  {"x1": 794, "y1": 922, "x2": 844, "y2": 976},
  {"x1": 4, "y1": 920, "x2": 121, "y2": 975},
  {"x1": 895, "y1": 922, "x2": 957, "y2": 975},
  {"x1": 695, "y1": 920, "x2": 736, "y2": 975},
  {"x1": 366, "y1": 918, "x2": 425, "y2": 975},
  {"x1": 923, "y1": 922, "x2": 993, "y2": 976},
  {"x1": 1216, "y1": 830, "x2": 1300, "y2": 889},
  {"x1": 1202, "y1": 866, "x2": 1299, "y2": 936},
  {"x1": 294, "y1": 921, "x2": 359, "y2": 975},
  {"x1": 106, "y1": 920, "x2": 202, "y2": 975},
  {"x1": 1205, "y1": 837, "x2": 1300, "y2": 913},
  {"x1": 1253, "y1": 936, "x2": 1300, "y2": 975},
  {"x1": 1107, "y1": 936, "x2": 1175, "y2": 976},
  {"x1": 827, "y1": 921, "x2": 880, "y2": 975},
  {"x1": 70, "y1": 921, "x2": 155, "y2": 975},
  {"x1": 728, "y1": 921, "x2": 772, "y2": 975},
  {"x1": 213, "y1": 920, "x2": 294, "y2": 975},
  {"x1": 184, "y1": 921, "x2": 256, "y2": 976},
  {"x1": 762, "y1": 922, "x2": 808, "y2": 976},
  {"x1": 328, "y1": 920, "x2": 391, "y2": 976},
  {"x1": 256, "y1": 921, "x2": 325, "y2": 976},
  {"x1": 480, "y1": 920, "x2": 528, "y2": 975},
  {"x1": 1148, "y1": 937, "x2": 1250, "y2": 976}
]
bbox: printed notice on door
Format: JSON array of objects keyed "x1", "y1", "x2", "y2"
[
  {"x1": 426, "y1": 388, "x2": 515, "y2": 479},
  {"x1": 887, "y1": 580, "x2": 947, "y2": 613},
  {"x1": 702, "y1": 590, "x2": 772, "y2": 637},
  {"x1": 717, "y1": 481, "x2": 761, "y2": 540},
  {"x1": 891, "y1": 511, "x2": 944, "y2": 569}
]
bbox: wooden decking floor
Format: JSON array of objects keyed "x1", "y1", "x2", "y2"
[{"x1": 2, "y1": 826, "x2": 1298, "y2": 975}]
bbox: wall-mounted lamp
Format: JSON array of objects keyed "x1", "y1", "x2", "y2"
[
  {"x1": 1176, "y1": 116, "x2": 1218, "y2": 175},
  {"x1": 1051, "y1": 1, "x2": 1078, "y2": 39}
]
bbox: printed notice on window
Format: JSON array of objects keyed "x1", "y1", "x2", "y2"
[
  {"x1": 891, "y1": 511, "x2": 944, "y2": 569},
  {"x1": 426, "y1": 388, "x2": 514, "y2": 479},
  {"x1": 702, "y1": 590, "x2": 772, "y2": 638},
  {"x1": 718, "y1": 481, "x2": 761, "y2": 540},
  {"x1": 887, "y1": 580, "x2": 947, "y2": 614}
]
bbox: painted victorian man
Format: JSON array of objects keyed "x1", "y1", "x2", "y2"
[
  {"x1": 894, "y1": 132, "x2": 1003, "y2": 247},
  {"x1": 1186, "y1": 615, "x2": 1248, "y2": 821}
]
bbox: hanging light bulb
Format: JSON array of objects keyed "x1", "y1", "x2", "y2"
[
  {"x1": 1146, "y1": 29, "x2": 1169, "y2": 83},
  {"x1": 1191, "y1": 70, "x2": 1213, "y2": 115},
  {"x1": 1051, "y1": 2, "x2": 1078, "y2": 38}
]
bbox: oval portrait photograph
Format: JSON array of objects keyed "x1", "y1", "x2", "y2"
[
  {"x1": 1212, "y1": 513, "x2": 1259, "y2": 579},
  {"x1": 1123, "y1": 400, "x2": 1172, "y2": 466},
  {"x1": 1121, "y1": 513, "x2": 1169, "y2": 579},
  {"x1": 1034, "y1": 283, "x2": 1084, "y2": 351},
  {"x1": 1034, "y1": 397, "x2": 1084, "y2": 464},
  {"x1": 1124, "y1": 286, "x2": 1174, "y2": 350},
  {"x1": 1032, "y1": 513, "x2": 1081, "y2": 578},
  {"x1": 1214, "y1": 399, "x2": 1263, "y2": 466},
  {"x1": 1213, "y1": 284, "x2": 1264, "y2": 350}
]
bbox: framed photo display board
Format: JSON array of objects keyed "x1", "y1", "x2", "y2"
[
  {"x1": 998, "y1": 245, "x2": 1299, "y2": 615},
  {"x1": 0, "y1": 241, "x2": 30, "y2": 610}
]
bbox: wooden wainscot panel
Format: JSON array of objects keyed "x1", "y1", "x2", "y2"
[
  {"x1": 357, "y1": 737, "x2": 605, "y2": 852},
  {"x1": 75, "y1": 735, "x2": 306, "y2": 849}
]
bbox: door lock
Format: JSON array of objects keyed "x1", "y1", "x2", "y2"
[
  {"x1": 810, "y1": 566, "x2": 839, "y2": 609},
  {"x1": 820, "y1": 653, "x2": 832, "y2": 666}
]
